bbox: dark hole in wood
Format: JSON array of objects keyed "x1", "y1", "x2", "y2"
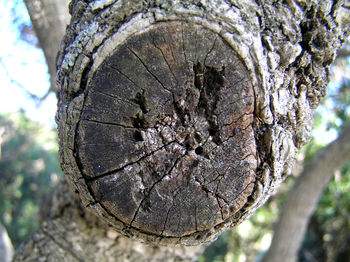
[
  {"x1": 131, "y1": 113, "x2": 147, "y2": 128},
  {"x1": 131, "y1": 92, "x2": 148, "y2": 114},
  {"x1": 134, "y1": 130, "x2": 143, "y2": 141},
  {"x1": 73, "y1": 21, "x2": 256, "y2": 243},
  {"x1": 195, "y1": 146, "x2": 204, "y2": 155},
  {"x1": 194, "y1": 132, "x2": 202, "y2": 143},
  {"x1": 185, "y1": 142, "x2": 192, "y2": 151},
  {"x1": 208, "y1": 128, "x2": 216, "y2": 136}
]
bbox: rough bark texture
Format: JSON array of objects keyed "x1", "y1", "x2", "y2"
[
  {"x1": 13, "y1": 179, "x2": 204, "y2": 262},
  {"x1": 55, "y1": 0, "x2": 348, "y2": 246},
  {"x1": 0, "y1": 224, "x2": 13, "y2": 262},
  {"x1": 262, "y1": 125, "x2": 350, "y2": 262},
  {"x1": 24, "y1": 0, "x2": 70, "y2": 93}
]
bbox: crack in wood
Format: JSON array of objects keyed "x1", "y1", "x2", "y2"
[
  {"x1": 71, "y1": 21, "x2": 256, "y2": 241},
  {"x1": 41, "y1": 226, "x2": 84, "y2": 262},
  {"x1": 81, "y1": 118, "x2": 135, "y2": 129},
  {"x1": 151, "y1": 32, "x2": 179, "y2": 84},
  {"x1": 107, "y1": 64, "x2": 146, "y2": 93},
  {"x1": 86, "y1": 140, "x2": 177, "y2": 182},
  {"x1": 127, "y1": 47, "x2": 172, "y2": 93},
  {"x1": 92, "y1": 89, "x2": 138, "y2": 107},
  {"x1": 130, "y1": 152, "x2": 186, "y2": 227}
]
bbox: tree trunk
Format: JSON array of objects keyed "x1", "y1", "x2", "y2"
[
  {"x1": 262, "y1": 125, "x2": 350, "y2": 262},
  {"x1": 0, "y1": 223, "x2": 13, "y2": 262},
  {"x1": 16, "y1": 0, "x2": 349, "y2": 260},
  {"x1": 24, "y1": 0, "x2": 70, "y2": 94}
]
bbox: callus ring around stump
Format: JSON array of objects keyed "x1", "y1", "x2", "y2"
[{"x1": 60, "y1": 21, "x2": 257, "y2": 245}]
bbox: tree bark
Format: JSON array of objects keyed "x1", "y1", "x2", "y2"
[
  {"x1": 16, "y1": 0, "x2": 349, "y2": 260},
  {"x1": 262, "y1": 125, "x2": 350, "y2": 262},
  {"x1": 13, "y1": 179, "x2": 204, "y2": 262},
  {"x1": 55, "y1": 0, "x2": 348, "y2": 245},
  {"x1": 24, "y1": 0, "x2": 70, "y2": 95}
]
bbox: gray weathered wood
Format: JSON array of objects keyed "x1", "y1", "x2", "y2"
[{"x1": 77, "y1": 21, "x2": 256, "y2": 242}]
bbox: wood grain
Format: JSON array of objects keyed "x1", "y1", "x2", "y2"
[{"x1": 75, "y1": 22, "x2": 256, "y2": 238}]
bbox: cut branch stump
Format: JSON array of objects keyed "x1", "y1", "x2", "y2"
[{"x1": 56, "y1": 0, "x2": 347, "y2": 246}]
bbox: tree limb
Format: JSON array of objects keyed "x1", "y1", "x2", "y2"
[
  {"x1": 24, "y1": 0, "x2": 70, "y2": 95},
  {"x1": 0, "y1": 223, "x2": 13, "y2": 262},
  {"x1": 13, "y1": 179, "x2": 204, "y2": 262},
  {"x1": 56, "y1": 0, "x2": 348, "y2": 246},
  {"x1": 262, "y1": 125, "x2": 350, "y2": 262}
]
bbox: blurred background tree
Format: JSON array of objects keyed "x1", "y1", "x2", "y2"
[
  {"x1": 0, "y1": 0, "x2": 349, "y2": 261},
  {"x1": 297, "y1": 55, "x2": 350, "y2": 262}
]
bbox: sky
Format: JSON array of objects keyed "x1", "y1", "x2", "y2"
[
  {"x1": 0, "y1": 0, "x2": 57, "y2": 128},
  {"x1": 0, "y1": 0, "x2": 348, "y2": 142}
]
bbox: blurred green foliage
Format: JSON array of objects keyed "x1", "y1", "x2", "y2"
[
  {"x1": 0, "y1": 111, "x2": 63, "y2": 248},
  {"x1": 299, "y1": 162, "x2": 350, "y2": 262}
]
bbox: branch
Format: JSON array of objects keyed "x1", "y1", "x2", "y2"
[
  {"x1": 262, "y1": 125, "x2": 350, "y2": 262},
  {"x1": 13, "y1": 179, "x2": 204, "y2": 262},
  {"x1": 24, "y1": 0, "x2": 70, "y2": 94},
  {"x1": 0, "y1": 223, "x2": 13, "y2": 262}
]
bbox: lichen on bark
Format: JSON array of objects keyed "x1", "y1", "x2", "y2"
[{"x1": 56, "y1": 0, "x2": 348, "y2": 246}]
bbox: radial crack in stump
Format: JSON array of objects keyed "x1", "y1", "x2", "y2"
[{"x1": 58, "y1": 21, "x2": 257, "y2": 245}]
